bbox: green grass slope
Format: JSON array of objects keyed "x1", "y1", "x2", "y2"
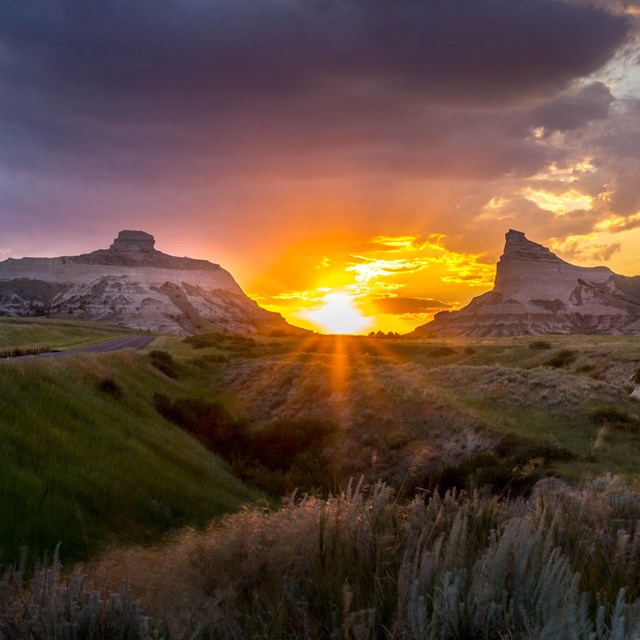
[
  {"x1": 0, "y1": 350, "x2": 252, "y2": 563},
  {"x1": 206, "y1": 333, "x2": 640, "y2": 487},
  {"x1": 0, "y1": 316, "x2": 133, "y2": 353}
]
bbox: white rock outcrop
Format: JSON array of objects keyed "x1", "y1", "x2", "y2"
[
  {"x1": 0, "y1": 230, "x2": 306, "y2": 336},
  {"x1": 413, "y1": 229, "x2": 640, "y2": 337}
]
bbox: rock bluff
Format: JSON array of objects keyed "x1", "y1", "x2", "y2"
[
  {"x1": 0, "y1": 231, "x2": 306, "y2": 336},
  {"x1": 413, "y1": 229, "x2": 640, "y2": 337}
]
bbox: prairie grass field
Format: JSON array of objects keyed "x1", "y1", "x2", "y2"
[
  {"x1": 4, "y1": 479, "x2": 640, "y2": 639},
  {"x1": 0, "y1": 345, "x2": 253, "y2": 563},
  {"x1": 0, "y1": 316, "x2": 134, "y2": 352},
  {"x1": 3, "y1": 321, "x2": 640, "y2": 637}
]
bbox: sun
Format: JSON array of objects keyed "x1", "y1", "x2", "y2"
[{"x1": 303, "y1": 292, "x2": 373, "y2": 334}]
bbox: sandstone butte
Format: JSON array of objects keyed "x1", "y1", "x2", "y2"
[
  {"x1": 0, "y1": 230, "x2": 307, "y2": 336},
  {"x1": 413, "y1": 229, "x2": 640, "y2": 337}
]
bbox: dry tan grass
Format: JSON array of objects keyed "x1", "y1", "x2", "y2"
[{"x1": 66, "y1": 477, "x2": 640, "y2": 639}]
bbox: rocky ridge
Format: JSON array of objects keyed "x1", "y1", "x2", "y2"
[
  {"x1": 0, "y1": 230, "x2": 306, "y2": 336},
  {"x1": 413, "y1": 229, "x2": 640, "y2": 337}
]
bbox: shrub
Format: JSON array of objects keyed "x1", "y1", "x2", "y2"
[
  {"x1": 386, "y1": 431, "x2": 411, "y2": 449},
  {"x1": 96, "y1": 377, "x2": 122, "y2": 398},
  {"x1": 153, "y1": 395, "x2": 337, "y2": 493},
  {"x1": 93, "y1": 478, "x2": 640, "y2": 639},
  {"x1": 590, "y1": 406, "x2": 633, "y2": 424},
  {"x1": 147, "y1": 350, "x2": 179, "y2": 378},
  {"x1": 183, "y1": 332, "x2": 225, "y2": 349},
  {"x1": 429, "y1": 346, "x2": 455, "y2": 357},
  {"x1": 0, "y1": 552, "x2": 156, "y2": 639},
  {"x1": 575, "y1": 364, "x2": 595, "y2": 374},
  {"x1": 544, "y1": 348, "x2": 577, "y2": 368},
  {"x1": 463, "y1": 346, "x2": 476, "y2": 355},
  {"x1": 153, "y1": 394, "x2": 249, "y2": 457},
  {"x1": 634, "y1": 368, "x2": 640, "y2": 384},
  {"x1": 188, "y1": 354, "x2": 228, "y2": 368},
  {"x1": 589, "y1": 406, "x2": 640, "y2": 432},
  {"x1": 413, "y1": 437, "x2": 576, "y2": 496},
  {"x1": 529, "y1": 340, "x2": 552, "y2": 350}
]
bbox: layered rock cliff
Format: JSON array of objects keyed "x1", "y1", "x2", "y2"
[
  {"x1": 413, "y1": 229, "x2": 640, "y2": 337},
  {"x1": 0, "y1": 231, "x2": 306, "y2": 336}
]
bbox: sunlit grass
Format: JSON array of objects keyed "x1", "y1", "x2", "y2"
[
  {"x1": 66, "y1": 478, "x2": 640, "y2": 639},
  {"x1": 0, "y1": 316, "x2": 132, "y2": 350},
  {"x1": 0, "y1": 351, "x2": 252, "y2": 562},
  {"x1": 210, "y1": 332, "x2": 640, "y2": 486}
]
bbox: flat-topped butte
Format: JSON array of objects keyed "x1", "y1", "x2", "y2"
[
  {"x1": 414, "y1": 229, "x2": 640, "y2": 337},
  {"x1": 0, "y1": 231, "x2": 305, "y2": 336}
]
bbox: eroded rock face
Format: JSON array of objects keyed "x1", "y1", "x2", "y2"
[
  {"x1": 0, "y1": 231, "x2": 307, "y2": 336},
  {"x1": 109, "y1": 230, "x2": 155, "y2": 253},
  {"x1": 413, "y1": 229, "x2": 640, "y2": 337}
]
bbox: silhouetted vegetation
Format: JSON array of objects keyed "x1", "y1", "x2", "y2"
[
  {"x1": 153, "y1": 394, "x2": 337, "y2": 494},
  {"x1": 26, "y1": 478, "x2": 640, "y2": 639},
  {"x1": 96, "y1": 376, "x2": 122, "y2": 398},
  {"x1": 544, "y1": 348, "x2": 577, "y2": 368},
  {"x1": 411, "y1": 435, "x2": 576, "y2": 497},
  {"x1": 590, "y1": 406, "x2": 640, "y2": 432},
  {"x1": 529, "y1": 339, "x2": 552, "y2": 350},
  {"x1": 429, "y1": 346, "x2": 456, "y2": 357},
  {"x1": 386, "y1": 431, "x2": 411, "y2": 449},
  {"x1": 147, "y1": 349, "x2": 179, "y2": 378},
  {"x1": 153, "y1": 394, "x2": 250, "y2": 457},
  {"x1": 367, "y1": 330, "x2": 401, "y2": 338}
]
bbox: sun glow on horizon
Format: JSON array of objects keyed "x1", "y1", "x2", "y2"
[
  {"x1": 302, "y1": 292, "x2": 374, "y2": 335},
  {"x1": 251, "y1": 232, "x2": 498, "y2": 334}
]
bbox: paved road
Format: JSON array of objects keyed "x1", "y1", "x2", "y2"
[
  {"x1": 66, "y1": 335, "x2": 155, "y2": 354},
  {"x1": 9, "y1": 335, "x2": 155, "y2": 360}
]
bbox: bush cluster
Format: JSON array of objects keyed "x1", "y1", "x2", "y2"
[
  {"x1": 544, "y1": 348, "x2": 577, "y2": 368},
  {"x1": 428, "y1": 346, "x2": 456, "y2": 357},
  {"x1": 153, "y1": 394, "x2": 336, "y2": 494},
  {"x1": 147, "y1": 350, "x2": 179, "y2": 378},
  {"x1": 56, "y1": 477, "x2": 640, "y2": 639},
  {"x1": 590, "y1": 406, "x2": 640, "y2": 432},
  {"x1": 410, "y1": 436, "x2": 576, "y2": 497},
  {"x1": 95, "y1": 377, "x2": 122, "y2": 398},
  {"x1": 529, "y1": 340, "x2": 552, "y2": 350}
]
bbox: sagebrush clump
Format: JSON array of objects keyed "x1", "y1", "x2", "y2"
[{"x1": 74, "y1": 476, "x2": 640, "y2": 639}]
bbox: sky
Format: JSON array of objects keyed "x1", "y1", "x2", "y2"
[{"x1": 1, "y1": 0, "x2": 640, "y2": 333}]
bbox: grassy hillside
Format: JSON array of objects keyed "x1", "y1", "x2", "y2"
[
  {"x1": 0, "y1": 349, "x2": 252, "y2": 562},
  {"x1": 0, "y1": 316, "x2": 132, "y2": 353},
  {"x1": 2, "y1": 327, "x2": 640, "y2": 637},
  {"x1": 2, "y1": 323, "x2": 640, "y2": 563},
  {"x1": 191, "y1": 333, "x2": 640, "y2": 488}
]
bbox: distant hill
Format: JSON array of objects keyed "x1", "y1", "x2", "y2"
[
  {"x1": 0, "y1": 230, "x2": 307, "y2": 336},
  {"x1": 412, "y1": 229, "x2": 640, "y2": 337}
]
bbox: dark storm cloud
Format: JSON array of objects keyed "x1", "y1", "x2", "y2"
[
  {"x1": 531, "y1": 82, "x2": 615, "y2": 136},
  {"x1": 0, "y1": 0, "x2": 630, "y2": 183},
  {"x1": 0, "y1": 0, "x2": 629, "y2": 111}
]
